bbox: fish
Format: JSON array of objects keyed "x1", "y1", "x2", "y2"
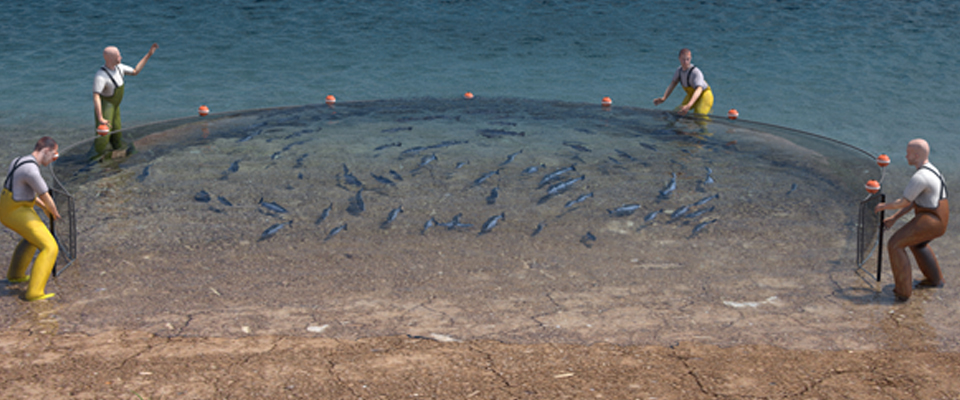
[
  {"x1": 538, "y1": 164, "x2": 576, "y2": 188},
  {"x1": 374, "y1": 142, "x2": 403, "y2": 151},
  {"x1": 565, "y1": 192, "x2": 593, "y2": 208},
  {"x1": 479, "y1": 212, "x2": 505, "y2": 235},
  {"x1": 786, "y1": 183, "x2": 798, "y2": 196},
  {"x1": 640, "y1": 142, "x2": 658, "y2": 152},
  {"x1": 315, "y1": 203, "x2": 333, "y2": 225},
  {"x1": 531, "y1": 222, "x2": 545, "y2": 237},
  {"x1": 194, "y1": 190, "x2": 211, "y2": 203},
  {"x1": 346, "y1": 189, "x2": 365, "y2": 216},
  {"x1": 294, "y1": 153, "x2": 308, "y2": 168},
  {"x1": 486, "y1": 187, "x2": 499, "y2": 205},
  {"x1": 228, "y1": 160, "x2": 240, "y2": 173},
  {"x1": 693, "y1": 193, "x2": 719, "y2": 207},
  {"x1": 281, "y1": 140, "x2": 308, "y2": 152},
  {"x1": 342, "y1": 164, "x2": 363, "y2": 187},
  {"x1": 259, "y1": 198, "x2": 288, "y2": 214},
  {"x1": 615, "y1": 149, "x2": 637, "y2": 161},
  {"x1": 644, "y1": 209, "x2": 664, "y2": 222},
  {"x1": 478, "y1": 129, "x2": 525, "y2": 138},
  {"x1": 419, "y1": 153, "x2": 438, "y2": 167},
  {"x1": 607, "y1": 157, "x2": 622, "y2": 165},
  {"x1": 324, "y1": 223, "x2": 348, "y2": 241},
  {"x1": 445, "y1": 213, "x2": 473, "y2": 230},
  {"x1": 563, "y1": 141, "x2": 591, "y2": 152},
  {"x1": 400, "y1": 146, "x2": 426, "y2": 157},
  {"x1": 689, "y1": 219, "x2": 718, "y2": 238},
  {"x1": 580, "y1": 231, "x2": 597, "y2": 248},
  {"x1": 136, "y1": 165, "x2": 150, "y2": 182},
  {"x1": 380, "y1": 206, "x2": 404, "y2": 229},
  {"x1": 370, "y1": 172, "x2": 396, "y2": 186},
  {"x1": 546, "y1": 175, "x2": 586, "y2": 196},
  {"x1": 500, "y1": 150, "x2": 523, "y2": 166},
  {"x1": 421, "y1": 217, "x2": 437, "y2": 235},
  {"x1": 685, "y1": 206, "x2": 715, "y2": 219},
  {"x1": 608, "y1": 203, "x2": 641, "y2": 217},
  {"x1": 575, "y1": 128, "x2": 595, "y2": 135},
  {"x1": 455, "y1": 161, "x2": 469, "y2": 169},
  {"x1": 473, "y1": 169, "x2": 500, "y2": 186},
  {"x1": 258, "y1": 220, "x2": 292, "y2": 242},
  {"x1": 670, "y1": 205, "x2": 690, "y2": 220},
  {"x1": 425, "y1": 140, "x2": 468, "y2": 149},
  {"x1": 381, "y1": 127, "x2": 412, "y2": 133},
  {"x1": 237, "y1": 129, "x2": 262, "y2": 143},
  {"x1": 298, "y1": 172, "x2": 304, "y2": 180},
  {"x1": 522, "y1": 164, "x2": 546, "y2": 174},
  {"x1": 389, "y1": 170, "x2": 404, "y2": 181},
  {"x1": 271, "y1": 151, "x2": 282, "y2": 160},
  {"x1": 217, "y1": 196, "x2": 233, "y2": 206},
  {"x1": 658, "y1": 172, "x2": 677, "y2": 199}
]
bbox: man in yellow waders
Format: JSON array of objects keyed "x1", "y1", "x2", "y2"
[
  {"x1": 93, "y1": 43, "x2": 158, "y2": 154},
  {"x1": 653, "y1": 48, "x2": 714, "y2": 117},
  {"x1": 1, "y1": 137, "x2": 61, "y2": 301}
]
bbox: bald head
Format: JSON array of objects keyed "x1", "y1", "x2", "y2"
[
  {"x1": 906, "y1": 138, "x2": 930, "y2": 168},
  {"x1": 103, "y1": 46, "x2": 121, "y2": 68}
]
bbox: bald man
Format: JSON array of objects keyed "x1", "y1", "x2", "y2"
[
  {"x1": 875, "y1": 139, "x2": 949, "y2": 301},
  {"x1": 93, "y1": 43, "x2": 158, "y2": 153}
]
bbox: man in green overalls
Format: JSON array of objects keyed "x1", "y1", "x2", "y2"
[{"x1": 92, "y1": 43, "x2": 158, "y2": 155}]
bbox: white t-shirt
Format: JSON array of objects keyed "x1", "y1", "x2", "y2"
[
  {"x1": 93, "y1": 64, "x2": 135, "y2": 97},
  {"x1": 672, "y1": 65, "x2": 709, "y2": 89},
  {"x1": 903, "y1": 163, "x2": 946, "y2": 209},
  {"x1": 4, "y1": 155, "x2": 48, "y2": 202}
]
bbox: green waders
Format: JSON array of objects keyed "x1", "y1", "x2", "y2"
[{"x1": 93, "y1": 83, "x2": 125, "y2": 154}]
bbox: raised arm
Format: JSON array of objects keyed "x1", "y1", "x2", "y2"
[{"x1": 129, "y1": 43, "x2": 159, "y2": 76}]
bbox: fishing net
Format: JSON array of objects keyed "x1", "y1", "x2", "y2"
[
  {"x1": 856, "y1": 192, "x2": 883, "y2": 273},
  {"x1": 48, "y1": 184, "x2": 77, "y2": 276}
]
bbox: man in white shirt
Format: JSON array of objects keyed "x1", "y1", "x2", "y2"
[
  {"x1": 93, "y1": 43, "x2": 158, "y2": 153},
  {"x1": 875, "y1": 138, "x2": 949, "y2": 301}
]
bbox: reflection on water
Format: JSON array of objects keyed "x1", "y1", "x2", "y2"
[{"x1": 35, "y1": 98, "x2": 947, "y2": 350}]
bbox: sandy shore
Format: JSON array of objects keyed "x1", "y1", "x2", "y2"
[{"x1": 2, "y1": 328, "x2": 959, "y2": 399}]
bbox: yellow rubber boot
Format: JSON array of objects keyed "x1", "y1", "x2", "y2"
[{"x1": 6, "y1": 239, "x2": 36, "y2": 283}]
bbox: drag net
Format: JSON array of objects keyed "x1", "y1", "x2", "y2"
[
  {"x1": 856, "y1": 192, "x2": 883, "y2": 269},
  {"x1": 49, "y1": 183, "x2": 77, "y2": 276}
]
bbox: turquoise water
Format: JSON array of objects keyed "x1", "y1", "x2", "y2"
[{"x1": 2, "y1": 0, "x2": 959, "y2": 166}]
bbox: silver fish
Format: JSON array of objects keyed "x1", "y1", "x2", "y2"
[
  {"x1": 608, "y1": 203, "x2": 641, "y2": 217},
  {"x1": 522, "y1": 163, "x2": 545, "y2": 174},
  {"x1": 258, "y1": 220, "x2": 292, "y2": 242},
  {"x1": 217, "y1": 196, "x2": 233, "y2": 207},
  {"x1": 500, "y1": 150, "x2": 523, "y2": 166},
  {"x1": 473, "y1": 169, "x2": 500, "y2": 186},
  {"x1": 346, "y1": 189, "x2": 365, "y2": 216},
  {"x1": 421, "y1": 217, "x2": 437, "y2": 235},
  {"x1": 693, "y1": 193, "x2": 719, "y2": 207},
  {"x1": 136, "y1": 165, "x2": 150, "y2": 182},
  {"x1": 658, "y1": 172, "x2": 677, "y2": 198},
  {"x1": 546, "y1": 175, "x2": 585, "y2": 196},
  {"x1": 380, "y1": 206, "x2": 404, "y2": 229},
  {"x1": 580, "y1": 231, "x2": 597, "y2": 248},
  {"x1": 259, "y1": 198, "x2": 288, "y2": 213},
  {"x1": 486, "y1": 187, "x2": 499, "y2": 205},
  {"x1": 565, "y1": 192, "x2": 594, "y2": 208},
  {"x1": 342, "y1": 164, "x2": 363, "y2": 187},
  {"x1": 315, "y1": 203, "x2": 333, "y2": 225},
  {"x1": 419, "y1": 153, "x2": 438, "y2": 167},
  {"x1": 370, "y1": 172, "x2": 396, "y2": 186},
  {"x1": 644, "y1": 209, "x2": 664, "y2": 222},
  {"x1": 531, "y1": 222, "x2": 545, "y2": 237},
  {"x1": 324, "y1": 223, "x2": 348, "y2": 241},
  {"x1": 479, "y1": 213, "x2": 505, "y2": 235},
  {"x1": 670, "y1": 205, "x2": 690, "y2": 220},
  {"x1": 195, "y1": 190, "x2": 211, "y2": 203},
  {"x1": 538, "y1": 164, "x2": 576, "y2": 188},
  {"x1": 786, "y1": 183, "x2": 798, "y2": 196},
  {"x1": 685, "y1": 206, "x2": 715, "y2": 219},
  {"x1": 689, "y1": 219, "x2": 718, "y2": 238},
  {"x1": 389, "y1": 170, "x2": 404, "y2": 181}
]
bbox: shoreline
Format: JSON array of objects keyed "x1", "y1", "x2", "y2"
[{"x1": 2, "y1": 327, "x2": 959, "y2": 399}]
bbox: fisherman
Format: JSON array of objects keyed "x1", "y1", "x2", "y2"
[
  {"x1": 1, "y1": 137, "x2": 61, "y2": 301},
  {"x1": 875, "y1": 138, "x2": 949, "y2": 301},
  {"x1": 653, "y1": 48, "x2": 714, "y2": 116},
  {"x1": 92, "y1": 43, "x2": 159, "y2": 154}
]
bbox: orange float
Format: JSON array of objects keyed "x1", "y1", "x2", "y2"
[
  {"x1": 727, "y1": 109, "x2": 739, "y2": 120},
  {"x1": 198, "y1": 105, "x2": 210, "y2": 116},
  {"x1": 96, "y1": 124, "x2": 110, "y2": 136},
  {"x1": 601, "y1": 97, "x2": 612, "y2": 107},
  {"x1": 865, "y1": 179, "x2": 881, "y2": 194},
  {"x1": 877, "y1": 154, "x2": 890, "y2": 168}
]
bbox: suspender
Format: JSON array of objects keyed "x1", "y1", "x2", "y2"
[
  {"x1": 681, "y1": 66, "x2": 699, "y2": 88},
  {"x1": 100, "y1": 66, "x2": 121, "y2": 90},
  {"x1": 3, "y1": 157, "x2": 37, "y2": 192},
  {"x1": 921, "y1": 165, "x2": 948, "y2": 200}
]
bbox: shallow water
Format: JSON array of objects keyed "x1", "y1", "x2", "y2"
[{"x1": 8, "y1": 98, "x2": 958, "y2": 351}]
